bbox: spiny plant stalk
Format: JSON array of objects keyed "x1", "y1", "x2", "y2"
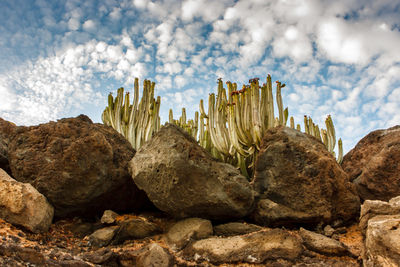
[
  {"x1": 103, "y1": 75, "x2": 344, "y2": 178},
  {"x1": 101, "y1": 78, "x2": 161, "y2": 150}
]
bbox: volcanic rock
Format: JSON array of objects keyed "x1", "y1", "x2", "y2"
[
  {"x1": 252, "y1": 126, "x2": 360, "y2": 227},
  {"x1": 8, "y1": 115, "x2": 148, "y2": 218},
  {"x1": 0, "y1": 168, "x2": 53, "y2": 233},
  {"x1": 0, "y1": 118, "x2": 17, "y2": 175},
  {"x1": 165, "y1": 217, "x2": 213, "y2": 250},
  {"x1": 299, "y1": 227, "x2": 350, "y2": 256},
  {"x1": 213, "y1": 222, "x2": 262, "y2": 237},
  {"x1": 341, "y1": 125, "x2": 400, "y2": 201},
  {"x1": 182, "y1": 229, "x2": 303, "y2": 264},
  {"x1": 359, "y1": 196, "x2": 400, "y2": 232},
  {"x1": 364, "y1": 214, "x2": 400, "y2": 266},
  {"x1": 129, "y1": 123, "x2": 254, "y2": 220}
]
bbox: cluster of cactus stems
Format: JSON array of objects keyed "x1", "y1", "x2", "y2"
[
  {"x1": 102, "y1": 76, "x2": 343, "y2": 178},
  {"x1": 101, "y1": 78, "x2": 161, "y2": 150}
]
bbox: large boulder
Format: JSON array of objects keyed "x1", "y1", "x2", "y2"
[
  {"x1": 359, "y1": 196, "x2": 400, "y2": 233},
  {"x1": 251, "y1": 126, "x2": 360, "y2": 227},
  {"x1": 7, "y1": 115, "x2": 148, "y2": 218},
  {"x1": 129, "y1": 124, "x2": 254, "y2": 220},
  {"x1": 0, "y1": 168, "x2": 54, "y2": 233},
  {"x1": 182, "y1": 229, "x2": 303, "y2": 264},
  {"x1": 341, "y1": 125, "x2": 400, "y2": 202},
  {"x1": 363, "y1": 215, "x2": 400, "y2": 266},
  {"x1": 0, "y1": 118, "x2": 17, "y2": 174}
]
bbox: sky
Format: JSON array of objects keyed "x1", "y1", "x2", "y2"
[{"x1": 0, "y1": 0, "x2": 400, "y2": 154}]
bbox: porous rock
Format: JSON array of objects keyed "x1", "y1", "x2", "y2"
[
  {"x1": 0, "y1": 118, "x2": 17, "y2": 174},
  {"x1": 129, "y1": 124, "x2": 254, "y2": 220},
  {"x1": 165, "y1": 218, "x2": 213, "y2": 250},
  {"x1": 213, "y1": 222, "x2": 262, "y2": 237},
  {"x1": 0, "y1": 168, "x2": 54, "y2": 233},
  {"x1": 359, "y1": 196, "x2": 400, "y2": 232},
  {"x1": 299, "y1": 228, "x2": 350, "y2": 256},
  {"x1": 101, "y1": 210, "x2": 119, "y2": 225},
  {"x1": 136, "y1": 243, "x2": 173, "y2": 267},
  {"x1": 182, "y1": 229, "x2": 303, "y2": 264},
  {"x1": 8, "y1": 115, "x2": 149, "y2": 218},
  {"x1": 88, "y1": 226, "x2": 119, "y2": 247},
  {"x1": 342, "y1": 125, "x2": 400, "y2": 201},
  {"x1": 112, "y1": 217, "x2": 161, "y2": 244},
  {"x1": 364, "y1": 215, "x2": 400, "y2": 266},
  {"x1": 252, "y1": 126, "x2": 360, "y2": 227}
]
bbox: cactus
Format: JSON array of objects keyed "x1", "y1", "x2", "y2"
[
  {"x1": 101, "y1": 78, "x2": 161, "y2": 150},
  {"x1": 102, "y1": 75, "x2": 343, "y2": 178},
  {"x1": 196, "y1": 76, "x2": 343, "y2": 178}
]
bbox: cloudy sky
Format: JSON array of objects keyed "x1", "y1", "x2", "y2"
[{"x1": 1, "y1": 0, "x2": 399, "y2": 154}]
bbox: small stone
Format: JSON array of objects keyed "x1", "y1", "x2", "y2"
[
  {"x1": 136, "y1": 243, "x2": 173, "y2": 267},
  {"x1": 112, "y1": 217, "x2": 161, "y2": 244},
  {"x1": 323, "y1": 225, "x2": 335, "y2": 237},
  {"x1": 214, "y1": 222, "x2": 262, "y2": 237},
  {"x1": 299, "y1": 228, "x2": 349, "y2": 256},
  {"x1": 166, "y1": 218, "x2": 213, "y2": 250},
  {"x1": 101, "y1": 210, "x2": 119, "y2": 224},
  {"x1": 89, "y1": 226, "x2": 119, "y2": 247}
]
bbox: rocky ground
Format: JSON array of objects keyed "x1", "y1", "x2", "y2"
[
  {"x1": 0, "y1": 212, "x2": 363, "y2": 267},
  {"x1": 1, "y1": 116, "x2": 400, "y2": 266}
]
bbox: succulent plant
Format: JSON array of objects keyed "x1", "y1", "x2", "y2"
[
  {"x1": 102, "y1": 76, "x2": 343, "y2": 177},
  {"x1": 101, "y1": 78, "x2": 161, "y2": 150}
]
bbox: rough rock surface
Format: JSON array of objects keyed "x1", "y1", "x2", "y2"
[
  {"x1": 89, "y1": 226, "x2": 119, "y2": 247},
  {"x1": 0, "y1": 118, "x2": 17, "y2": 174},
  {"x1": 0, "y1": 215, "x2": 362, "y2": 266},
  {"x1": 112, "y1": 217, "x2": 161, "y2": 244},
  {"x1": 364, "y1": 215, "x2": 400, "y2": 266},
  {"x1": 299, "y1": 228, "x2": 350, "y2": 256},
  {"x1": 341, "y1": 125, "x2": 400, "y2": 201},
  {"x1": 129, "y1": 123, "x2": 254, "y2": 220},
  {"x1": 359, "y1": 196, "x2": 400, "y2": 232},
  {"x1": 136, "y1": 243, "x2": 174, "y2": 267},
  {"x1": 101, "y1": 210, "x2": 120, "y2": 224},
  {"x1": 182, "y1": 229, "x2": 303, "y2": 264},
  {"x1": 7, "y1": 115, "x2": 149, "y2": 218},
  {"x1": 165, "y1": 217, "x2": 213, "y2": 250},
  {"x1": 213, "y1": 222, "x2": 262, "y2": 237},
  {"x1": 252, "y1": 126, "x2": 360, "y2": 227},
  {"x1": 0, "y1": 168, "x2": 54, "y2": 233}
]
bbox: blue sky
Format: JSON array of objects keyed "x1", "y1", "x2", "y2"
[{"x1": 1, "y1": 0, "x2": 400, "y2": 154}]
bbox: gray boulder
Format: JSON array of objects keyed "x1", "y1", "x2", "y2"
[
  {"x1": 129, "y1": 124, "x2": 254, "y2": 220},
  {"x1": 251, "y1": 126, "x2": 360, "y2": 227},
  {"x1": 8, "y1": 115, "x2": 149, "y2": 218},
  {"x1": 0, "y1": 168, "x2": 54, "y2": 233}
]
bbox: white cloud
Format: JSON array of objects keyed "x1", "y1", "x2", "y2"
[
  {"x1": 109, "y1": 7, "x2": 121, "y2": 20},
  {"x1": 68, "y1": 17, "x2": 80, "y2": 31},
  {"x1": 82, "y1": 19, "x2": 96, "y2": 31}
]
